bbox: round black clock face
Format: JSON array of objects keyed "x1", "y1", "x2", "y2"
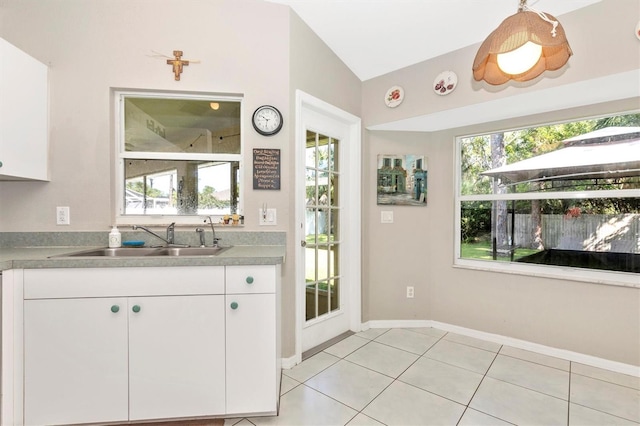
[{"x1": 252, "y1": 105, "x2": 283, "y2": 136}]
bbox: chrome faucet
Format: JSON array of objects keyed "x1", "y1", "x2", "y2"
[
  {"x1": 204, "y1": 216, "x2": 221, "y2": 247},
  {"x1": 166, "y1": 222, "x2": 176, "y2": 244},
  {"x1": 195, "y1": 228, "x2": 206, "y2": 247},
  {"x1": 132, "y1": 224, "x2": 188, "y2": 247}
]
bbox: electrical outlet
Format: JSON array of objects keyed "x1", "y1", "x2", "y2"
[
  {"x1": 56, "y1": 206, "x2": 70, "y2": 225},
  {"x1": 406, "y1": 286, "x2": 414, "y2": 298}
]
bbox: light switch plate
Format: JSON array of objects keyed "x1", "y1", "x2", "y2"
[
  {"x1": 259, "y1": 208, "x2": 277, "y2": 226},
  {"x1": 381, "y1": 211, "x2": 394, "y2": 223}
]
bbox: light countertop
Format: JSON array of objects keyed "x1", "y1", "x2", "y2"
[{"x1": 0, "y1": 245, "x2": 285, "y2": 271}]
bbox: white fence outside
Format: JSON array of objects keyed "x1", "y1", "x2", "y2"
[{"x1": 512, "y1": 214, "x2": 640, "y2": 253}]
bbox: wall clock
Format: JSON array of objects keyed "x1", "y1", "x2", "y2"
[{"x1": 252, "y1": 105, "x2": 283, "y2": 136}]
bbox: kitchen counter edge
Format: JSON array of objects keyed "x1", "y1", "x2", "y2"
[{"x1": 0, "y1": 245, "x2": 285, "y2": 271}]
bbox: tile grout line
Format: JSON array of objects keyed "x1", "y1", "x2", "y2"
[
  {"x1": 350, "y1": 332, "x2": 451, "y2": 425},
  {"x1": 568, "y1": 362, "x2": 640, "y2": 425},
  {"x1": 283, "y1": 330, "x2": 398, "y2": 425},
  {"x1": 327, "y1": 329, "x2": 447, "y2": 425},
  {"x1": 499, "y1": 351, "x2": 570, "y2": 373},
  {"x1": 457, "y1": 343, "x2": 507, "y2": 425},
  {"x1": 265, "y1": 328, "x2": 639, "y2": 425}
]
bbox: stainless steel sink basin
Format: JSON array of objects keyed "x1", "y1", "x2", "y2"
[
  {"x1": 153, "y1": 246, "x2": 231, "y2": 256},
  {"x1": 55, "y1": 247, "x2": 163, "y2": 257},
  {"x1": 51, "y1": 246, "x2": 231, "y2": 258}
]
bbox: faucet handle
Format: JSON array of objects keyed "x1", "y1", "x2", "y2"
[
  {"x1": 195, "y1": 228, "x2": 206, "y2": 247},
  {"x1": 166, "y1": 222, "x2": 176, "y2": 244}
]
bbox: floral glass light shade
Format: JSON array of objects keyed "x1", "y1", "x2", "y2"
[{"x1": 473, "y1": 4, "x2": 573, "y2": 85}]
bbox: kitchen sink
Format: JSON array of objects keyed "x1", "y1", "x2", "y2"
[
  {"x1": 51, "y1": 246, "x2": 231, "y2": 258},
  {"x1": 153, "y1": 246, "x2": 231, "y2": 256}
]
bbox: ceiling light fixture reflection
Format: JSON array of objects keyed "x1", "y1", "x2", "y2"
[
  {"x1": 210, "y1": 102, "x2": 220, "y2": 110},
  {"x1": 473, "y1": 0, "x2": 572, "y2": 85}
]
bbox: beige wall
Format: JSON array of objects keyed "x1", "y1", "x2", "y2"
[
  {"x1": 365, "y1": 98, "x2": 640, "y2": 366},
  {"x1": 0, "y1": 0, "x2": 291, "y2": 231},
  {"x1": 362, "y1": 0, "x2": 639, "y2": 367}
]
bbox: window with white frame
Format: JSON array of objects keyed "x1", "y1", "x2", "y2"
[
  {"x1": 116, "y1": 92, "x2": 242, "y2": 222},
  {"x1": 455, "y1": 112, "x2": 640, "y2": 281}
]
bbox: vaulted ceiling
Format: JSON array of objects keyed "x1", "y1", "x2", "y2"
[{"x1": 265, "y1": 0, "x2": 601, "y2": 81}]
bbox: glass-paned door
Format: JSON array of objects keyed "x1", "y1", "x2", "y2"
[{"x1": 305, "y1": 130, "x2": 340, "y2": 323}]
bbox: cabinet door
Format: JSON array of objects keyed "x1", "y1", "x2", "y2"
[
  {"x1": 128, "y1": 295, "x2": 226, "y2": 420},
  {"x1": 0, "y1": 38, "x2": 48, "y2": 181},
  {"x1": 24, "y1": 298, "x2": 128, "y2": 425},
  {"x1": 226, "y1": 293, "x2": 277, "y2": 415}
]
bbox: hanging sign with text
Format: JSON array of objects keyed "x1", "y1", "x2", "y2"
[{"x1": 253, "y1": 148, "x2": 281, "y2": 190}]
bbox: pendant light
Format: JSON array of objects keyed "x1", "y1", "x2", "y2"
[{"x1": 473, "y1": 0, "x2": 572, "y2": 85}]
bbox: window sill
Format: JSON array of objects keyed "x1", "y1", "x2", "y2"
[
  {"x1": 453, "y1": 258, "x2": 640, "y2": 289},
  {"x1": 116, "y1": 216, "x2": 243, "y2": 227}
]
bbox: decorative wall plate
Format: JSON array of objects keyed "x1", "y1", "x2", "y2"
[
  {"x1": 636, "y1": 20, "x2": 640, "y2": 41},
  {"x1": 384, "y1": 86, "x2": 404, "y2": 108},
  {"x1": 433, "y1": 71, "x2": 458, "y2": 96}
]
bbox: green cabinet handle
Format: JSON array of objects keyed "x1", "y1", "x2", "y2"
[
  {"x1": 132, "y1": 305, "x2": 141, "y2": 313},
  {"x1": 110, "y1": 305, "x2": 120, "y2": 313},
  {"x1": 246, "y1": 276, "x2": 254, "y2": 284},
  {"x1": 230, "y1": 302, "x2": 239, "y2": 310}
]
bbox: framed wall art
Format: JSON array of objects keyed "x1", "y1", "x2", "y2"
[{"x1": 377, "y1": 154, "x2": 427, "y2": 206}]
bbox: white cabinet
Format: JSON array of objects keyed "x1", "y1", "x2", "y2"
[
  {"x1": 11, "y1": 264, "x2": 280, "y2": 425},
  {"x1": 24, "y1": 298, "x2": 129, "y2": 426},
  {"x1": 128, "y1": 295, "x2": 225, "y2": 420},
  {"x1": 0, "y1": 38, "x2": 49, "y2": 181},
  {"x1": 226, "y1": 293, "x2": 277, "y2": 415},
  {"x1": 22, "y1": 267, "x2": 227, "y2": 425},
  {"x1": 226, "y1": 265, "x2": 279, "y2": 415}
]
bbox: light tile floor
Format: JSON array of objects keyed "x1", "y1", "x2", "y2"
[{"x1": 226, "y1": 328, "x2": 640, "y2": 426}]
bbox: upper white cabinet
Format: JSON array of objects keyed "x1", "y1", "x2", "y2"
[{"x1": 0, "y1": 38, "x2": 49, "y2": 181}]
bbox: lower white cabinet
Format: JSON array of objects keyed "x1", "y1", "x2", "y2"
[
  {"x1": 13, "y1": 264, "x2": 280, "y2": 426},
  {"x1": 128, "y1": 295, "x2": 226, "y2": 421},
  {"x1": 225, "y1": 265, "x2": 280, "y2": 416},
  {"x1": 226, "y1": 293, "x2": 276, "y2": 415},
  {"x1": 24, "y1": 295, "x2": 225, "y2": 425},
  {"x1": 24, "y1": 297, "x2": 130, "y2": 425}
]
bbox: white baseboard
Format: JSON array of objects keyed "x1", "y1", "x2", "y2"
[
  {"x1": 363, "y1": 319, "x2": 639, "y2": 378},
  {"x1": 281, "y1": 355, "x2": 299, "y2": 370},
  {"x1": 365, "y1": 319, "x2": 431, "y2": 329}
]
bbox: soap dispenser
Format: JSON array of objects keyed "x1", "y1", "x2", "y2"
[{"x1": 109, "y1": 226, "x2": 121, "y2": 248}]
